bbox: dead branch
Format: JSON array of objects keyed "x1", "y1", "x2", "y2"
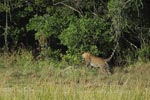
[{"x1": 53, "y1": 1, "x2": 83, "y2": 17}]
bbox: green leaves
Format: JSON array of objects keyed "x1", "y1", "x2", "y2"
[
  {"x1": 59, "y1": 17, "x2": 112, "y2": 55},
  {"x1": 27, "y1": 14, "x2": 63, "y2": 39},
  {"x1": 0, "y1": 2, "x2": 5, "y2": 12},
  {"x1": 0, "y1": 0, "x2": 149, "y2": 65}
]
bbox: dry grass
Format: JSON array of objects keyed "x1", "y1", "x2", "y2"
[{"x1": 0, "y1": 52, "x2": 150, "y2": 100}]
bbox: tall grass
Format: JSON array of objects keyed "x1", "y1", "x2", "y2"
[
  {"x1": 0, "y1": 81, "x2": 150, "y2": 100},
  {"x1": 0, "y1": 51, "x2": 150, "y2": 100}
]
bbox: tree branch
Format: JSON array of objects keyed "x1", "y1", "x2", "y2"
[
  {"x1": 53, "y1": 0, "x2": 68, "y2": 5},
  {"x1": 124, "y1": 38, "x2": 138, "y2": 49},
  {"x1": 53, "y1": 1, "x2": 83, "y2": 17}
]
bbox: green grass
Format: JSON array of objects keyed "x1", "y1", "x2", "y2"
[{"x1": 0, "y1": 51, "x2": 150, "y2": 100}]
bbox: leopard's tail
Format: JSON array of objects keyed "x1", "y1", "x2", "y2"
[{"x1": 105, "y1": 42, "x2": 118, "y2": 62}]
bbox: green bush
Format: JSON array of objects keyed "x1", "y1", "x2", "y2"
[
  {"x1": 27, "y1": 14, "x2": 66, "y2": 59},
  {"x1": 59, "y1": 17, "x2": 113, "y2": 55},
  {"x1": 137, "y1": 44, "x2": 150, "y2": 61},
  {"x1": 27, "y1": 14, "x2": 115, "y2": 64}
]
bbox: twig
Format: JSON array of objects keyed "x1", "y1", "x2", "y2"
[
  {"x1": 124, "y1": 38, "x2": 138, "y2": 49},
  {"x1": 90, "y1": 10, "x2": 98, "y2": 16},
  {"x1": 53, "y1": 1, "x2": 83, "y2": 17},
  {"x1": 62, "y1": 66, "x2": 73, "y2": 72},
  {"x1": 53, "y1": 0, "x2": 68, "y2": 5}
]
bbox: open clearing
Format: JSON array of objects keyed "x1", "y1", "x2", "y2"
[{"x1": 0, "y1": 54, "x2": 150, "y2": 100}]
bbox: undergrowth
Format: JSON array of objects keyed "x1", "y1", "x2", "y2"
[{"x1": 0, "y1": 51, "x2": 150, "y2": 100}]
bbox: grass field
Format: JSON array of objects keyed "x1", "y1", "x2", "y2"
[{"x1": 0, "y1": 52, "x2": 150, "y2": 100}]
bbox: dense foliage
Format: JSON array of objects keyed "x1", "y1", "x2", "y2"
[{"x1": 0, "y1": 0, "x2": 150, "y2": 65}]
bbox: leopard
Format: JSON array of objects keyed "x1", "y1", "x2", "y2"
[{"x1": 82, "y1": 43, "x2": 118, "y2": 75}]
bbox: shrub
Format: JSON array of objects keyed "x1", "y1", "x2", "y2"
[{"x1": 59, "y1": 17, "x2": 113, "y2": 63}]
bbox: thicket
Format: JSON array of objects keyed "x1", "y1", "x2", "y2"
[{"x1": 0, "y1": 0, "x2": 150, "y2": 66}]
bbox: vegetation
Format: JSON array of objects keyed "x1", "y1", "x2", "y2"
[
  {"x1": 0, "y1": 52, "x2": 150, "y2": 100},
  {"x1": 0, "y1": 0, "x2": 150, "y2": 99},
  {"x1": 0, "y1": 0, "x2": 150, "y2": 64}
]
